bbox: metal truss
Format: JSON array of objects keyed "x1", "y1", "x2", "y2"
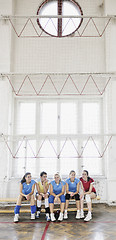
[
  {"x1": 1, "y1": 134, "x2": 113, "y2": 159},
  {"x1": 0, "y1": 15, "x2": 114, "y2": 38},
  {"x1": 0, "y1": 73, "x2": 114, "y2": 96}
]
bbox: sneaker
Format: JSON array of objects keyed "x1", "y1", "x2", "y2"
[
  {"x1": 76, "y1": 211, "x2": 80, "y2": 219},
  {"x1": 50, "y1": 213, "x2": 56, "y2": 222},
  {"x1": 80, "y1": 210, "x2": 84, "y2": 219},
  {"x1": 36, "y1": 211, "x2": 40, "y2": 219},
  {"x1": 84, "y1": 213, "x2": 92, "y2": 222},
  {"x1": 14, "y1": 214, "x2": 19, "y2": 223},
  {"x1": 58, "y1": 212, "x2": 63, "y2": 221},
  {"x1": 31, "y1": 213, "x2": 35, "y2": 220},
  {"x1": 46, "y1": 213, "x2": 50, "y2": 221},
  {"x1": 64, "y1": 211, "x2": 68, "y2": 219}
]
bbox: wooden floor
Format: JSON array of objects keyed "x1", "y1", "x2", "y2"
[{"x1": 0, "y1": 204, "x2": 116, "y2": 240}]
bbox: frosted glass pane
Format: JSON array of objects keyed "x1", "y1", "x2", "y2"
[
  {"x1": 60, "y1": 140, "x2": 78, "y2": 157},
  {"x1": 40, "y1": 103, "x2": 57, "y2": 134},
  {"x1": 39, "y1": 158, "x2": 57, "y2": 175},
  {"x1": 17, "y1": 103, "x2": 36, "y2": 134},
  {"x1": 82, "y1": 140, "x2": 102, "y2": 175},
  {"x1": 60, "y1": 103, "x2": 77, "y2": 134},
  {"x1": 13, "y1": 140, "x2": 25, "y2": 177},
  {"x1": 82, "y1": 103, "x2": 100, "y2": 134},
  {"x1": 83, "y1": 158, "x2": 102, "y2": 175},
  {"x1": 60, "y1": 158, "x2": 77, "y2": 175},
  {"x1": 62, "y1": 2, "x2": 81, "y2": 36},
  {"x1": 26, "y1": 140, "x2": 36, "y2": 176},
  {"x1": 39, "y1": 140, "x2": 57, "y2": 175},
  {"x1": 39, "y1": 1, "x2": 57, "y2": 36}
]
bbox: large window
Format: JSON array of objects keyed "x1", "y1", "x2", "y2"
[
  {"x1": 37, "y1": 0, "x2": 83, "y2": 37},
  {"x1": 13, "y1": 98, "x2": 103, "y2": 177}
]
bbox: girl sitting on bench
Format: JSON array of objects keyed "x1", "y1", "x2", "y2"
[
  {"x1": 14, "y1": 172, "x2": 36, "y2": 222},
  {"x1": 80, "y1": 170, "x2": 97, "y2": 221}
]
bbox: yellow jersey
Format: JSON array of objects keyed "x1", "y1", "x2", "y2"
[{"x1": 37, "y1": 181, "x2": 48, "y2": 193}]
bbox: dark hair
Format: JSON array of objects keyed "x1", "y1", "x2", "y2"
[
  {"x1": 40, "y1": 171, "x2": 47, "y2": 177},
  {"x1": 83, "y1": 170, "x2": 90, "y2": 182},
  {"x1": 83, "y1": 170, "x2": 89, "y2": 176},
  {"x1": 69, "y1": 170, "x2": 76, "y2": 175},
  {"x1": 21, "y1": 172, "x2": 31, "y2": 184}
]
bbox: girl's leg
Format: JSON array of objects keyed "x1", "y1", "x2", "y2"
[
  {"x1": 49, "y1": 195, "x2": 56, "y2": 221},
  {"x1": 36, "y1": 195, "x2": 42, "y2": 218},
  {"x1": 14, "y1": 195, "x2": 23, "y2": 222},
  {"x1": 30, "y1": 195, "x2": 36, "y2": 220},
  {"x1": 60, "y1": 202, "x2": 65, "y2": 213},
  {"x1": 84, "y1": 193, "x2": 96, "y2": 221},
  {"x1": 64, "y1": 194, "x2": 70, "y2": 219},
  {"x1": 44, "y1": 194, "x2": 50, "y2": 221}
]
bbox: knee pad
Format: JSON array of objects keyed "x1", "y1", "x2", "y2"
[{"x1": 85, "y1": 194, "x2": 91, "y2": 203}]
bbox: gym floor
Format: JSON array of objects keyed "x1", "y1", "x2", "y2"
[{"x1": 0, "y1": 204, "x2": 116, "y2": 240}]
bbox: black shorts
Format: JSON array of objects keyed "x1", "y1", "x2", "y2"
[{"x1": 65, "y1": 193, "x2": 80, "y2": 201}]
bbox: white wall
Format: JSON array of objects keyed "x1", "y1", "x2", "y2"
[{"x1": 0, "y1": 0, "x2": 116, "y2": 204}]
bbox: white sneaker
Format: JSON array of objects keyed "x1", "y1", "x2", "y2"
[
  {"x1": 64, "y1": 211, "x2": 68, "y2": 219},
  {"x1": 76, "y1": 211, "x2": 80, "y2": 219},
  {"x1": 80, "y1": 210, "x2": 84, "y2": 218},
  {"x1": 58, "y1": 212, "x2": 63, "y2": 221},
  {"x1": 14, "y1": 214, "x2": 19, "y2": 223},
  {"x1": 36, "y1": 211, "x2": 40, "y2": 219},
  {"x1": 31, "y1": 213, "x2": 35, "y2": 220},
  {"x1": 84, "y1": 213, "x2": 92, "y2": 222},
  {"x1": 46, "y1": 213, "x2": 50, "y2": 221},
  {"x1": 50, "y1": 213, "x2": 56, "y2": 222}
]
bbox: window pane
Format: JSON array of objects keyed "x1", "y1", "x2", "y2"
[
  {"x1": 82, "y1": 102, "x2": 100, "y2": 134},
  {"x1": 13, "y1": 140, "x2": 25, "y2": 177},
  {"x1": 82, "y1": 140, "x2": 102, "y2": 175},
  {"x1": 38, "y1": 1, "x2": 58, "y2": 36},
  {"x1": 17, "y1": 102, "x2": 36, "y2": 134},
  {"x1": 39, "y1": 139, "x2": 57, "y2": 175},
  {"x1": 40, "y1": 103, "x2": 57, "y2": 134},
  {"x1": 26, "y1": 140, "x2": 36, "y2": 177},
  {"x1": 60, "y1": 158, "x2": 77, "y2": 175},
  {"x1": 62, "y1": 1, "x2": 82, "y2": 36},
  {"x1": 60, "y1": 140, "x2": 78, "y2": 175},
  {"x1": 83, "y1": 158, "x2": 102, "y2": 175},
  {"x1": 60, "y1": 103, "x2": 77, "y2": 134}
]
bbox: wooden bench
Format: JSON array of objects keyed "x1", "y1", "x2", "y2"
[{"x1": 0, "y1": 195, "x2": 100, "y2": 214}]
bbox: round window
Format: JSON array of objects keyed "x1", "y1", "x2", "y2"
[{"x1": 37, "y1": 0, "x2": 83, "y2": 37}]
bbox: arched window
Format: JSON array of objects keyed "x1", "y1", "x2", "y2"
[{"x1": 37, "y1": 0, "x2": 83, "y2": 37}]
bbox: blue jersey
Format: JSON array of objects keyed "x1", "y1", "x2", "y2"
[
  {"x1": 22, "y1": 180, "x2": 35, "y2": 195},
  {"x1": 66, "y1": 178, "x2": 80, "y2": 193},
  {"x1": 50, "y1": 180, "x2": 65, "y2": 195}
]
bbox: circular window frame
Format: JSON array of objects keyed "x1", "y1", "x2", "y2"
[{"x1": 37, "y1": 0, "x2": 83, "y2": 37}]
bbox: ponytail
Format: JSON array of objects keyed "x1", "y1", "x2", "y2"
[{"x1": 21, "y1": 172, "x2": 31, "y2": 184}]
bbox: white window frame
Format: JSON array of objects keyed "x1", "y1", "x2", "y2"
[{"x1": 12, "y1": 97, "x2": 104, "y2": 178}]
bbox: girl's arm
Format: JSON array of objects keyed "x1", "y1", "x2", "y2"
[
  {"x1": 57, "y1": 185, "x2": 65, "y2": 197},
  {"x1": 43, "y1": 181, "x2": 49, "y2": 194},
  {"x1": 73, "y1": 182, "x2": 80, "y2": 195},
  {"x1": 50, "y1": 184, "x2": 56, "y2": 197},
  {"x1": 19, "y1": 183, "x2": 26, "y2": 197},
  {"x1": 28, "y1": 183, "x2": 35, "y2": 196},
  {"x1": 36, "y1": 182, "x2": 40, "y2": 194}
]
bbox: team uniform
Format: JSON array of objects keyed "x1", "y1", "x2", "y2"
[
  {"x1": 49, "y1": 180, "x2": 66, "y2": 203},
  {"x1": 14, "y1": 179, "x2": 36, "y2": 222},
  {"x1": 80, "y1": 177, "x2": 96, "y2": 194},
  {"x1": 36, "y1": 179, "x2": 50, "y2": 221},
  {"x1": 22, "y1": 179, "x2": 36, "y2": 196},
  {"x1": 80, "y1": 177, "x2": 96, "y2": 222},
  {"x1": 65, "y1": 178, "x2": 80, "y2": 200}
]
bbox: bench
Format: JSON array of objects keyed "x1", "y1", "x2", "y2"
[{"x1": 0, "y1": 195, "x2": 100, "y2": 213}]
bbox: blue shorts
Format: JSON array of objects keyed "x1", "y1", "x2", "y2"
[{"x1": 49, "y1": 195, "x2": 66, "y2": 203}]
